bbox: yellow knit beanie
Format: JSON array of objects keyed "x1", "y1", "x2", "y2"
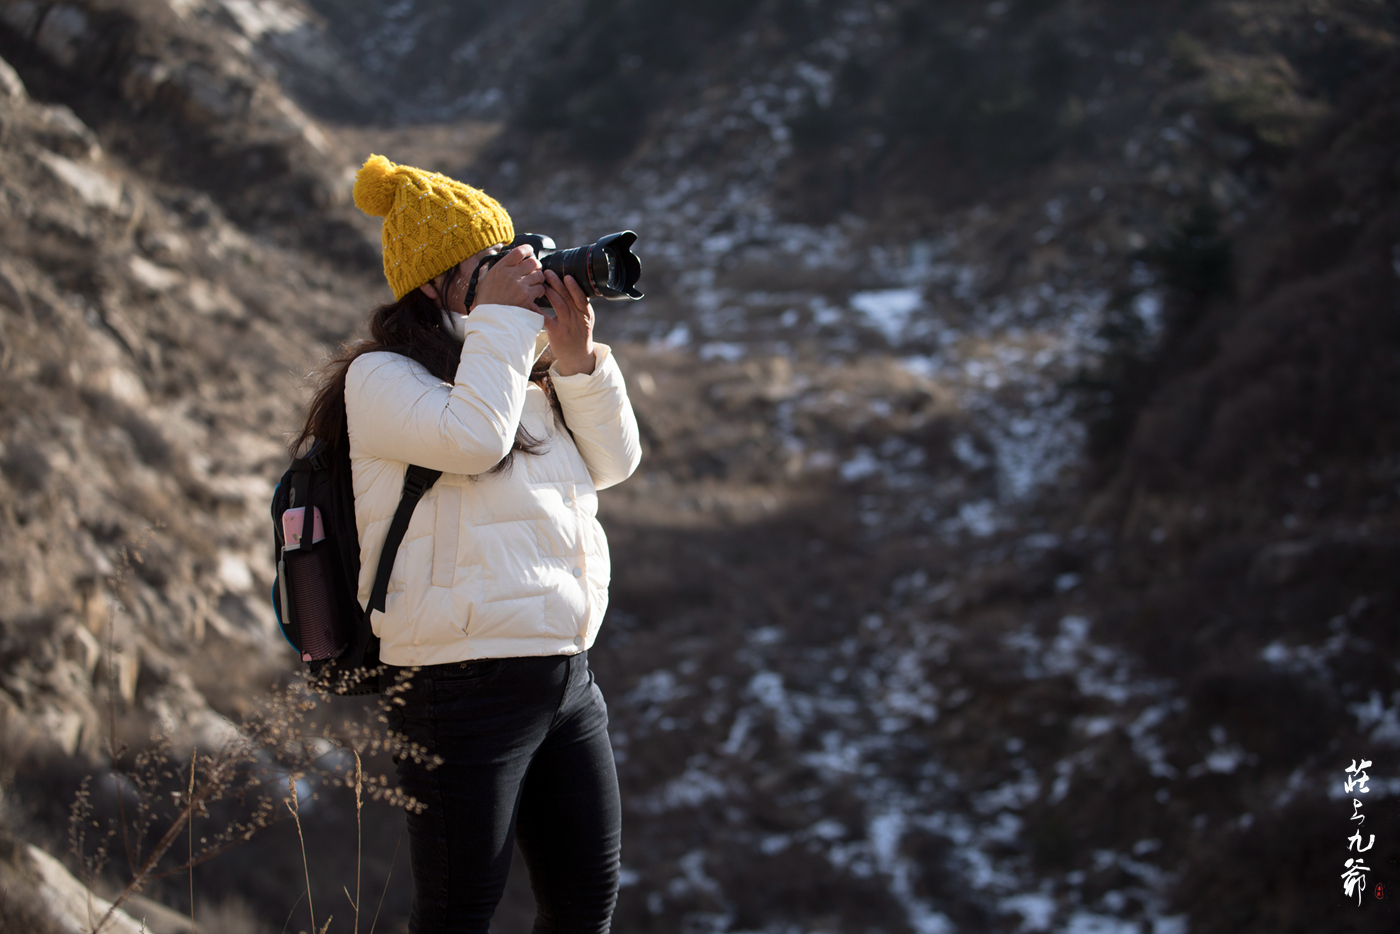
[{"x1": 353, "y1": 154, "x2": 515, "y2": 300}]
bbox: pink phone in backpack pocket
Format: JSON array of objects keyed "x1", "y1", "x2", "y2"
[{"x1": 282, "y1": 506, "x2": 325, "y2": 548}]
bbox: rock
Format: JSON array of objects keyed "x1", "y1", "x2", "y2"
[
  {"x1": 23, "y1": 843, "x2": 145, "y2": 934},
  {"x1": 35, "y1": 151, "x2": 123, "y2": 212},
  {"x1": 32, "y1": 103, "x2": 100, "y2": 159},
  {"x1": 123, "y1": 894, "x2": 202, "y2": 934},
  {"x1": 1248, "y1": 539, "x2": 1317, "y2": 585},
  {"x1": 33, "y1": 5, "x2": 90, "y2": 69},
  {"x1": 0, "y1": 260, "x2": 28, "y2": 315},
  {"x1": 0, "y1": 3, "x2": 45, "y2": 38},
  {"x1": 0, "y1": 54, "x2": 26, "y2": 101},
  {"x1": 170, "y1": 62, "x2": 253, "y2": 124},
  {"x1": 0, "y1": 835, "x2": 62, "y2": 934},
  {"x1": 1, "y1": 440, "x2": 51, "y2": 491},
  {"x1": 127, "y1": 254, "x2": 183, "y2": 294},
  {"x1": 217, "y1": 0, "x2": 308, "y2": 41},
  {"x1": 32, "y1": 705, "x2": 84, "y2": 757},
  {"x1": 119, "y1": 57, "x2": 171, "y2": 108},
  {"x1": 185, "y1": 277, "x2": 246, "y2": 318},
  {"x1": 137, "y1": 228, "x2": 190, "y2": 264}
]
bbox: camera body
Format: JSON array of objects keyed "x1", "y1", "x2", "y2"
[{"x1": 466, "y1": 230, "x2": 643, "y2": 317}]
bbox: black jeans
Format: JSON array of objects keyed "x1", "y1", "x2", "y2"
[{"x1": 382, "y1": 652, "x2": 621, "y2": 934}]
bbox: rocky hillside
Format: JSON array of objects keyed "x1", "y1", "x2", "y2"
[
  {"x1": 0, "y1": 0, "x2": 374, "y2": 758},
  {"x1": 2, "y1": 1, "x2": 1399, "y2": 932}
]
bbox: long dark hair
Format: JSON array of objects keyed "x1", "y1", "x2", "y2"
[{"x1": 292, "y1": 277, "x2": 556, "y2": 475}]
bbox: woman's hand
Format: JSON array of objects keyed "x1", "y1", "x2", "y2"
[
  {"x1": 542, "y1": 270, "x2": 596, "y2": 376},
  {"x1": 471, "y1": 245, "x2": 546, "y2": 312}
]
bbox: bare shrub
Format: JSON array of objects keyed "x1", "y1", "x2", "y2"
[
  {"x1": 55, "y1": 527, "x2": 439, "y2": 934},
  {"x1": 67, "y1": 669, "x2": 436, "y2": 934}
]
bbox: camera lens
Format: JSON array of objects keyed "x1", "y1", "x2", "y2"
[
  {"x1": 538, "y1": 231, "x2": 643, "y2": 302},
  {"x1": 540, "y1": 245, "x2": 593, "y2": 295},
  {"x1": 595, "y1": 248, "x2": 616, "y2": 292}
]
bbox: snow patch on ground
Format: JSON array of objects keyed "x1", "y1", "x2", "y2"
[{"x1": 851, "y1": 288, "x2": 925, "y2": 345}]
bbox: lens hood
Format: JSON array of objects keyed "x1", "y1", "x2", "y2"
[{"x1": 591, "y1": 231, "x2": 644, "y2": 300}]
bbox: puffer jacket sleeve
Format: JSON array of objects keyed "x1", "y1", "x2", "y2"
[
  {"x1": 345, "y1": 304, "x2": 544, "y2": 475},
  {"x1": 550, "y1": 342, "x2": 642, "y2": 491}
]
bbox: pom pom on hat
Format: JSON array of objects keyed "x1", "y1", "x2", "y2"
[
  {"x1": 351, "y1": 154, "x2": 514, "y2": 299},
  {"x1": 353, "y1": 154, "x2": 399, "y2": 217}
]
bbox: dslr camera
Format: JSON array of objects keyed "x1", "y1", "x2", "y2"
[{"x1": 465, "y1": 230, "x2": 643, "y2": 317}]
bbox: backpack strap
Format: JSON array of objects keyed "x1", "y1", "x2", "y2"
[{"x1": 368, "y1": 464, "x2": 443, "y2": 614}]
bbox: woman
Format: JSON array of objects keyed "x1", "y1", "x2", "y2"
[{"x1": 293, "y1": 154, "x2": 641, "y2": 933}]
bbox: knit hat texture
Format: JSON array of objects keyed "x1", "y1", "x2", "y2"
[{"x1": 353, "y1": 154, "x2": 515, "y2": 300}]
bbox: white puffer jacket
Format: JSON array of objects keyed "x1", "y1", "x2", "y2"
[{"x1": 343, "y1": 303, "x2": 641, "y2": 667}]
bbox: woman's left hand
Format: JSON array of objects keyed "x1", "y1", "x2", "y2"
[{"x1": 542, "y1": 270, "x2": 596, "y2": 376}]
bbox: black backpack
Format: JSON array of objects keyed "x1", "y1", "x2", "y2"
[{"x1": 270, "y1": 437, "x2": 440, "y2": 695}]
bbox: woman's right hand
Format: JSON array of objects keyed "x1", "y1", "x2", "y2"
[{"x1": 471, "y1": 245, "x2": 547, "y2": 313}]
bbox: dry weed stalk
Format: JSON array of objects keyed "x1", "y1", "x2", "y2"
[
  {"x1": 368, "y1": 831, "x2": 403, "y2": 934},
  {"x1": 285, "y1": 776, "x2": 322, "y2": 934},
  {"x1": 346, "y1": 751, "x2": 362, "y2": 934},
  {"x1": 187, "y1": 748, "x2": 196, "y2": 934}
]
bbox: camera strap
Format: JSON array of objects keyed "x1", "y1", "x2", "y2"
[{"x1": 462, "y1": 261, "x2": 485, "y2": 309}]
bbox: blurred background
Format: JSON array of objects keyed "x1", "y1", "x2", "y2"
[{"x1": 1, "y1": 1, "x2": 1398, "y2": 932}]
